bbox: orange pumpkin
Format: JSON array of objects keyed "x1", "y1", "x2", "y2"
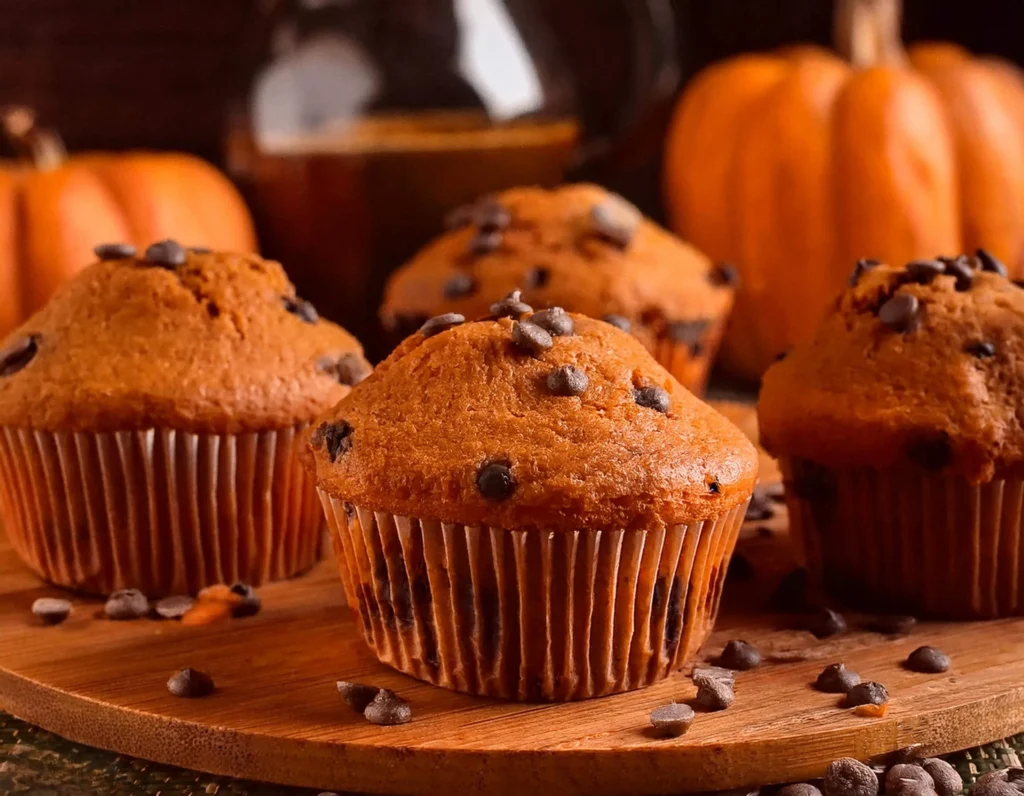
[
  {"x1": 664, "y1": 0, "x2": 1024, "y2": 380},
  {"x1": 0, "y1": 107, "x2": 257, "y2": 336}
]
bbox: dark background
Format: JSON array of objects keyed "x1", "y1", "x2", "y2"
[{"x1": 1, "y1": 0, "x2": 1021, "y2": 217}]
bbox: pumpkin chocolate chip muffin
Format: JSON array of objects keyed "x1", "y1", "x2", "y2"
[
  {"x1": 311, "y1": 307, "x2": 758, "y2": 701},
  {"x1": 759, "y1": 251, "x2": 1024, "y2": 618},
  {"x1": 380, "y1": 184, "x2": 735, "y2": 394},
  {"x1": 0, "y1": 240, "x2": 369, "y2": 596}
]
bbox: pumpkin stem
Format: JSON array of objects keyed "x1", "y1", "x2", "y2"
[
  {"x1": 834, "y1": 0, "x2": 906, "y2": 68},
  {"x1": 1, "y1": 106, "x2": 67, "y2": 171}
]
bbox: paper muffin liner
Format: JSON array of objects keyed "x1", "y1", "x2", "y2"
[
  {"x1": 782, "y1": 456, "x2": 1024, "y2": 619},
  {"x1": 649, "y1": 316, "x2": 728, "y2": 396},
  {"x1": 0, "y1": 425, "x2": 325, "y2": 596},
  {"x1": 320, "y1": 493, "x2": 748, "y2": 701}
]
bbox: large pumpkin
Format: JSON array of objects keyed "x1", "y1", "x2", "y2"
[
  {"x1": 664, "y1": 0, "x2": 1024, "y2": 380},
  {"x1": 0, "y1": 107, "x2": 257, "y2": 336}
]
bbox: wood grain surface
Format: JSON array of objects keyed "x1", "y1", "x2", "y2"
[{"x1": 1, "y1": 406, "x2": 1024, "y2": 795}]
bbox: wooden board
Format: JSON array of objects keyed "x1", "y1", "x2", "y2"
[{"x1": 3, "y1": 410, "x2": 1024, "y2": 795}]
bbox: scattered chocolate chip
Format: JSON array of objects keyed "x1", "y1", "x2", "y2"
[
  {"x1": 907, "y1": 435, "x2": 952, "y2": 471},
  {"x1": 32, "y1": 597, "x2": 71, "y2": 625},
  {"x1": 905, "y1": 259, "x2": 946, "y2": 284},
  {"x1": 167, "y1": 668, "x2": 215, "y2": 698},
  {"x1": 477, "y1": 461, "x2": 516, "y2": 501},
  {"x1": 634, "y1": 385, "x2": 670, "y2": 414},
  {"x1": 878, "y1": 294, "x2": 921, "y2": 333},
  {"x1": 710, "y1": 262, "x2": 740, "y2": 287},
  {"x1": 363, "y1": 688, "x2": 412, "y2": 725},
  {"x1": 807, "y1": 608, "x2": 847, "y2": 639},
  {"x1": 726, "y1": 552, "x2": 755, "y2": 582},
  {"x1": 965, "y1": 340, "x2": 996, "y2": 358},
  {"x1": 443, "y1": 273, "x2": 477, "y2": 300},
  {"x1": 667, "y1": 319, "x2": 711, "y2": 357},
  {"x1": 473, "y1": 198, "x2": 512, "y2": 232},
  {"x1": 229, "y1": 583, "x2": 262, "y2": 618},
  {"x1": 849, "y1": 258, "x2": 881, "y2": 287},
  {"x1": 0, "y1": 335, "x2": 39, "y2": 377},
  {"x1": 745, "y1": 490, "x2": 776, "y2": 522},
  {"x1": 524, "y1": 266, "x2": 550, "y2": 289},
  {"x1": 312, "y1": 420, "x2": 353, "y2": 463},
  {"x1": 189, "y1": 246, "x2": 212, "y2": 254},
  {"x1": 104, "y1": 589, "x2": 149, "y2": 620},
  {"x1": 772, "y1": 567, "x2": 809, "y2": 612},
  {"x1": 282, "y1": 296, "x2": 318, "y2": 324},
  {"x1": 920, "y1": 759, "x2": 962, "y2": 796},
  {"x1": 692, "y1": 666, "x2": 735, "y2": 688},
  {"x1": 649, "y1": 703, "x2": 694, "y2": 738},
  {"x1": 602, "y1": 314, "x2": 632, "y2": 333},
  {"x1": 779, "y1": 785, "x2": 822, "y2": 796},
  {"x1": 944, "y1": 259, "x2": 974, "y2": 291},
  {"x1": 824, "y1": 758, "x2": 879, "y2": 796},
  {"x1": 511, "y1": 320, "x2": 553, "y2": 354},
  {"x1": 695, "y1": 677, "x2": 734, "y2": 711},
  {"x1": 815, "y1": 663, "x2": 860, "y2": 693},
  {"x1": 94, "y1": 242, "x2": 137, "y2": 260},
  {"x1": 468, "y1": 229, "x2": 502, "y2": 256},
  {"x1": 845, "y1": 681, "x2": 888, "y2": 708},
  {"x1": 531, "y1": 307, "x2": 575, "y2": 337},
  {"x1": 490, "y1": 290, "x2": 533, "y2": 319},
  {"x1": 337, "y1": 680, "x2": 380, "y2": 713},
  {"x1": 977, "y1": 247, "x2": 1008, "y2": 277},
  {"x1": 318, "y1": 352, "x2": 371, "y2": 386},
  {"x1": 444, "y1": 204, "x2": 474, "y2": 230},
  {"x1": 143, "y1": 239, "x2": 187, "y2": 268},
  {"x1": 970, "y1": 774, "x2": 1017, "y2": 796},
  {"x1": 154, "y1": 595, "x2": 194, "y2": 620},
  {"x1": 886, "y1": 764, "x2": 934, "y2": 795},
  {"x1": 905, "y1": 646, "x2": 950, "y2": 674},
  {"x1": 547, "y1": 365, "x2": 588, "y2": 396},
  {"x1": 718, "y1": 640, "x2": 761, "y2": 671},
  {"x1": 589, "y1": 195, "x2": 640, "y2": 249},
  {"x1": 420, "y1": 312, "x2": 465, "y2": 337},
  {"x1": 867, "y1": 614, "x2": 917, "y2": 635}
]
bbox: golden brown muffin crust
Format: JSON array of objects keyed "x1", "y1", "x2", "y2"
[
  {"x1": 759, "y1": 257, "x2": 1024, "y2": 483},
  {"x1": 0, "y1": 246, "x2": 369, "y2": 433},
  {"x1": 312, "y1": 313, "x2": 758, "y2": 531}
]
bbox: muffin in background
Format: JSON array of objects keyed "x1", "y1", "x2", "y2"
[
  {"x1": 380, "y1": 184, "x2": 735, "y2": 394},
  {"x1": 311, "y1": 307, "x2": 757, "y2": 701},
  {"x1": 759, "y1": 252, "x2": 1024, "y2": 619},
  {"x1": 0, "y1": 241, "x2": 370, "y2": 596}
]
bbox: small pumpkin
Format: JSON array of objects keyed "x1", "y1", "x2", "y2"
[
  {"x1": 0, "y1": 107, "x2": 257, "y2": 336},
  {"x1": 664, "y1": 0, "x2": 1024, "y2": 379}
]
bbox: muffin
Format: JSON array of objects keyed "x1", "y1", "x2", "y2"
[
  {"x1": 380, "y1": 184, "x2": 735, "y2": 394},
  {"x1": 311, "y1": 306, "x2": 758, "y2": 701},
  {"x1": 0, "y1": 240, "x2": 370, "y2": 596},
  {"x1": 759, "y1": 252, "x2": 1024, "y2": 618}
]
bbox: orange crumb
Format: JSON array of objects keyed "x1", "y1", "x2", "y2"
[{"x1": 854, "y1": 702, "x2": 888, "y2": 717}]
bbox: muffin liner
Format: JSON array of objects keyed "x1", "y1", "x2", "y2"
[
  {"x1": 320, "y1": 493, "x2": 748, "y2": 701},
  {"x1": 0, "y1": 425, "x2": 325, "y2": 596},
  {"x1": 782, "y1": 456, "x2": 1024, "y2": 619},
  {"x1": 649, "y1": 316, "x2": 728, "y2": 396}
]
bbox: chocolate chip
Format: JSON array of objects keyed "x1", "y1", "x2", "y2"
[
  {"x1": 667, "y1": 319, "x2": 710, "y2": 357},
  {"x1": 189, "y1": 246, "x2": 212, "y2": 254},
  {"x1": 420, "y1": 312, "x2": 465, "y2": 337},
  {"x1": 229, "y1": 583, "x2": 261, "y2": 617},
  {"x1": 849, "y1": 258, "x2": 881, "y2": 287},
  {"x1": 468, "y1": 229, "x2": 502, "y2": 256},
  {"x1": 709, "y1": 262, "x2": 740, "y2": 287},
  {"x1": 143, "y1": 239, "x2": 187, "y2": 268},
  {"x1": 104, "y1": 589, "x2": 149, "y2": 620},
  {"x1": 444, "y1": 204, "x2": 474, "y2": 230},
  {"x1": 965, "y1": 340, "x2": 996, "y2": 358},
  {"x1": 779, "y1": 785, "x2": 823, "y2": 796},
  {"x1": 589, "y1": 195, "x2": 640, "y2": 249},
  {"x1": 707, "y1": 479, "x2": 721, "y2": 495},
  {"x1": 845, "y1": 681, "x2": 888, "y2": 708},
  {"x1": 312, "y1": 420, "x2": 353, "y2": 463},
  {"x1": 337, "y1": 680, "x2": 380, "y2": 713},
  {"x1": 473, "y1": 198, "x2": 511, "y2": 232},
  {"x1": 772, "y1": 567, "x2": 809, "y2": 612},
  {"x1": 282, "y1": 296, "x2": 319, "y2": 324},
  {"x1": 94, "y1": 242, "x2": 137, "y2": 260},
  {"x1": 602, "y1": 314, "x2": 632, "y2": 332},
  {"x1": 695, "y1": 678, "x2": 734, "y2": 711},
  {"x1": 547, "y1": 365, "x2": 588, "y2": 396},
  {"x1": 524, "y1": 266, "x2": 550, "y2": 289},
  {"x1": 886, "y1": 764, "x2": 934, "y2": 795},
  {"x1": 815, "y1": 663, "x2": 860, "y2": 693},
  {"x1": 718, "y1": 639, "x2": 761, "y2": 671},
  {"x1": 363, "y1": 688, "x2": 412, "y2": 725},
  {"x1": 944, "y1": 259, "x2": 974, "y2": 291},
  {"x1": 905, "y1": 646, "x2": 950, "y2": 674},
  {"x1": 824, "y1": 758, "x2": 879, "y2": 796},
  {"x1": 154, "y1": 595, "x2": 194, "y2": 620},
  {"x1": 977, "y1": 247, "x2": 1008, "y2": 277},
  {"x1": 634, "y1": 385, "x2": 670, "y2": 414},
  {"x1": 974, "y1": 772, "x2": 1023, "y2": 796},
  {"x1": 32, "y1": 597, "x2": 71, "y2": 625},
  {"x1": 531, "y1": 307, "x2": 574, "y2": 337},
  {"x1": 726, "y1": 552, "x2": 754, "y2": 582},
  {"x1": 0, "y1": 335, "x2": 39, "y2": 377},
  {"x1": 318, "y1": 352, "x2": 370, "y2": 386},
  {"x1": 477, "y1": 461, "x2": 516, "y2": 501},
  {"x1": 490, "y1": 290, "x2": 533, "y2": 319},
  {"x1": 649, "y1": 703, "x2": 694, "y2": 738},
  {"x1": 692, "y1": 666, "x2": 735, "y2": 688},
  {"x1": 443, "y1": 272, "x2": 477, "y2": 300},
  {"x1": 511, "y1": 320, "x2": 553, "y2": 354},
  {"x1": 905, "y1": 259, "x2": 946, "y2": 284},
  {"x1": 807, "y1": 607, "x2": 847, "y2": 639},
  {"x1": 745, "y1": 490, "x2": 776, "y2": 522},
  {"x1": 867, "y1": 614, "x2": 916, "y2": 635},
  {"x1": 907, "y1": 435, "x2": 952, "y2": 471},
  {"x1": 167, "y1": 668, "x2": 215, "y2": 698},
  {"x1": 920, "y1": 759, "x2": 963, "y2": 796},
  {"x1": 206, "y1": 302, "x2": 221, "y2": 319},
  {"x1": 878, "y1": 294, "x2": 920, "y2": 332}
]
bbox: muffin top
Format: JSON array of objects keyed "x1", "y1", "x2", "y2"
[
  {"x1": 311, "y1": 306, "x2": 758, "y2": 531},
  {"x1": 380, "y1": 184, "x2": 734, "y2": 350},
  {"x1": 759, "y1": 254, "x2": 1024, "y2": 483},
  {"x1": 0, "y1": 241, "x2": 369, "y2": 433}
]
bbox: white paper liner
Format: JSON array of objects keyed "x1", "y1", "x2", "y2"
[
  {"x1": 320, "y1": 492, "x2": 748, "y2": 701},
  {"x1": 0, "y1": 425, "x2": 324, "y2": 596}
]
